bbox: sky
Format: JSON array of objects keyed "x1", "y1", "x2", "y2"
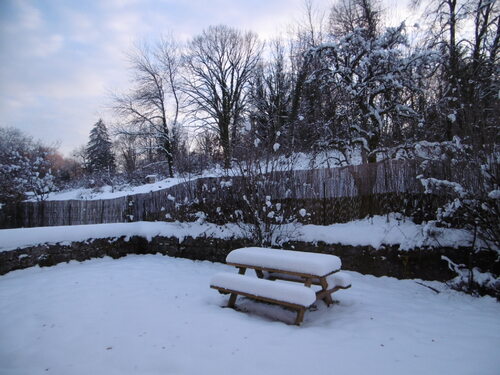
[{"x1": 0, "y1": 0, "x2": 413, "y2": 156}]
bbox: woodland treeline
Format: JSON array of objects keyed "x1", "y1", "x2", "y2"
[
  {"x1": 2, "y1": 0, "x2": 498, "y2": 185},
  {"x1": 1, "y1": 0, "x2": 498, "y2": 252}
]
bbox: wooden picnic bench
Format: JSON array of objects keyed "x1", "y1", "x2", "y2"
[{"x1": 210, "y1": 247, "x2": 351, "y2": 325}]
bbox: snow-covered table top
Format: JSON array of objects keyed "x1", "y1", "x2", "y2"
[{"x1": 226, "y1": 247, "x2": 342, "y2": 277}]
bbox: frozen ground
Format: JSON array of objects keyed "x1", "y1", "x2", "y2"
[{"x1": 0, "y1": 255, "x2": 499, "y2": 375}]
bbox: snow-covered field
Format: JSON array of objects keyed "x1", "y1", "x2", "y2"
[{"x1": 1, "y1": 255, "x2": 499, "y2": 375}]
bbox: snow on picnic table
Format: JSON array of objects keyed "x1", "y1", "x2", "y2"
[
  {"x1": 210, "y1": 272, "x2": 317, "y2": 307},
  {"x1": 0, "y1": 255, "x2": 499, "y2": 375},
  {"x1": 226, "y1": 247, "x2": 342, "y2": 276}
]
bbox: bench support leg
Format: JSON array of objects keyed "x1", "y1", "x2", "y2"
[
  {"x1": 295, "y1": 308, "x2": 305, "y2": 325},
  {"x1": 228, "y1": 293, "x2": 238, "y2": 308},
  {"x1": 227, "y1": 268, "x2": 246, "y2": 308}
]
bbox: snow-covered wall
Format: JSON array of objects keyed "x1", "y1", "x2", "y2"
[
  {"x1": 1, "y1": 220, "x2": 497, "y2": 286},
  {"x1": 0, "y1": 217, "x2": 472, "y2": 253}
]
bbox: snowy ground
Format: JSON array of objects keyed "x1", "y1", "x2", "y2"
[
  {"x1": 34, "y1": 150, "x2": 359, "y2": 202},
  {"x1": 1, "y1": 255, "x2": 499, "y2": 375},
  {"x1": 39, "y1": 177, "x2": 187, "y2": 201}
]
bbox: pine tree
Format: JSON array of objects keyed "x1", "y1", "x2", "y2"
[{"x1": 86, "y1": 119, "x2": 115, "y2": 175}]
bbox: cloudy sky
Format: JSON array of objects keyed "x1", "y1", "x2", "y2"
[{"x1": 0, "y1": 0, "x2": 412, "y2": 156}]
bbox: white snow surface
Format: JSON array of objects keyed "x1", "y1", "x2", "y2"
[
  {"x1": 326, "y1": 271, "x2": 352, "y2": 289},
  {"x1": 210, "y1": 272, "x2": 316, "y2": 306},
  {"x1": 31, "y1": 151, "x2": 362, "y2": 202},
  {"x1": 0, "y1": 222, "x2": 242, "y2": 252},
  {"x1": 226, "y1": 247, "x2": 342, "y2": 276},
  {"x1": 299, "y1": 215, "x2": 472, "y2": 250},
  {"x1": 0, "y1": 255, "x2": 499, "y2": 375},
  {"x1": 38, "y1": 177, "x2": 186, "y2": 201},
  {"x1": 0, "y1": 215, "x2": 472, "y2": 252}
]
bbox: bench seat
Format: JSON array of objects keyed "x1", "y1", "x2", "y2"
[
  {"x1": 210, "y1": 273, "x2": 316, "y2": 325},
  {"x1": 211, "y1": 273, "x2": 316, "y2": 307}
]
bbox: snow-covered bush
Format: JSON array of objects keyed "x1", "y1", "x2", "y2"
[
  {"x1": 308, "y1": 23, "x2": 437, "y2": 163},
  {"x1": 0, "y1": 127, "x2": 57, "y2": 203},
  {"x1": 417, "y1": 137, "x2": 499, "y2": 295}
]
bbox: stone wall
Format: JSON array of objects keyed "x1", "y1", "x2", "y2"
[
  {"x1": 0, "y1": 236, "x2": 252, "y2": 276},
  {"x1": 2, "y1": 235, "x2": 498, "y2": 291}
]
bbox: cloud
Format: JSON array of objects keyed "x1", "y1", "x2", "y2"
[
  {"x1": 1, "y1": 0, "x2": 316, "y2": 155},
  {"x1": 13, "y1": 0, "x2": 43, "y2": 31},
  {"x1": 32, "y1": 34, "x2": 65, "y2": 57},
  {"x1": 1, "y1": 0, "x2": 408, "y2": 156}
]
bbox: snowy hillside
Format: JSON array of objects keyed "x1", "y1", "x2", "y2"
[
  {"x1": 0, "y1": 255, "x2": 498, "y2": 375},
  {"x1": 39, "y1": 177, "x2": 187, "y2": 201},
  {"x1": 35, "y1": 151, "x2": 358, "y2": 202}
]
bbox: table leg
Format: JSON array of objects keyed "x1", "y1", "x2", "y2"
[
  {"x1": 228, "y1": 267, "x2": 246, "y2": 308},
  {"x1": 319, "y1": 277, "x2": 334, "y2": 306},
  {"x1": 228, "y1": 293, "x2": 238, "y2": 308},
  {"x1": 295, "y1": 308, "x2": 305, "y2": 325}
]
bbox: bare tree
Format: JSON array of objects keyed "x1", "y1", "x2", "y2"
[
  {"x1": 249, "y1": 39, "x2": 292, "y2": 155},
  {"x1": 329, "y1": 0, "x2": 381, "y2": 39},
  {"x1": 286, "y1": 0, "x2": 328, "y2": 149},
  {"x1": 114, "y1": 134, "x2": 139, "y2": 175},
  {"x1": 183, "y1": 25, "x2": 261, "y2": 169},
  {"x1": 113, "y1": 35, "x2": 183, "y2": 177}
]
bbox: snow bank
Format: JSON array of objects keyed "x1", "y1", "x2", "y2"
[
  {"x1": 227, "y1": 247, "x2": 341, "y2": 276},
  {"x1": 0, "y1": 222, "x2": 243, "y2": 252},
  {"x1": 0, "y1": 215, "x2": 472, "y2": 253},
  {"x1": 38, "y1": 177, "x2": 187, "y2": 201},
  {"x1": 210, "y1": 272, "x2": 316, "y2": 306},
  {"x1": 299, "y1": 215, "x2": 471, "y2": 250},
  {"x1": 326, "y1": 272, "x2": 352, "y2": 289}
]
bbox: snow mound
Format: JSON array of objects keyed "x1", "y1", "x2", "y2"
[
  {"x1": 326, "y1": 272, "x2": 352, "y2": 289},
  {"x1": 0, "y1": 222, "x2": 243, "y2": 252},
  {"x1": 299, "y1": 215, "x2": 471, "y2": 250},
  {"x1": 0, "y1": 215, "x2": 474, "y2": 252}
]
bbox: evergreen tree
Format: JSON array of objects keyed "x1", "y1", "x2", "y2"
[{"x1": 86, "y1": 119, "x2": 115, "y2": 175}]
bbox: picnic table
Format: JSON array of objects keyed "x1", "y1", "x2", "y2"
[{"x1": 210, "y1": 247, "x2": 351, "y2": 325}]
